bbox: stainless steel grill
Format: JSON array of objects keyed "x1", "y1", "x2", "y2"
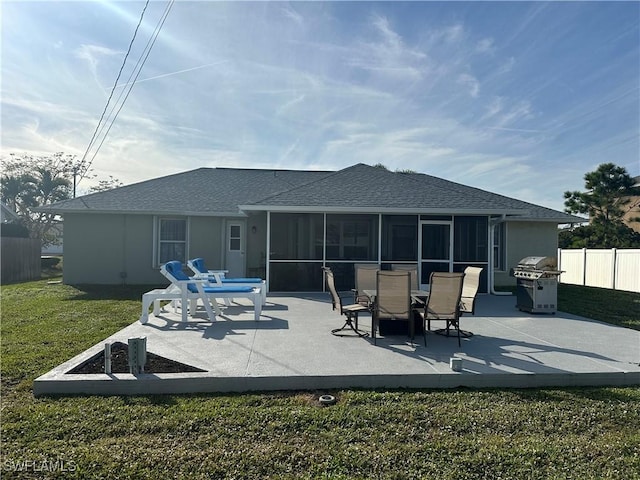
[{"x1": 514, "y1": 256, "x2": 562, "y2": 314}]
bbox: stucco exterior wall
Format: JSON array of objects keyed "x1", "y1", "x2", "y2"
[
  {"x1": 63, "y1": 213, "x2": 227, "y2": 285},
  {"x1": 246, "y1": 213, "x2": 267, "y2": 278},
  {"x1": 63, "y1": 213, "x2": 151, "y2": 284},
  {"x1": 494, "y1": 221, "x2": 559, "y2": 287},
  {"x1": 188, "y1": 216, "x2": 225, "y2": 272}
]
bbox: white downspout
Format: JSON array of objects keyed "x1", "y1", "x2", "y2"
[
  {"x1": 490, "y1": 215, "x2": 511, "y2": 295},
  {"x1": 266, "y1": 211, "x2": 271, "y2": 293}
]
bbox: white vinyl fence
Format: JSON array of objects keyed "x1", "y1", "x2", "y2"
[{"x1": 558, "y1": 248, "x2": 640, "y2": 293}]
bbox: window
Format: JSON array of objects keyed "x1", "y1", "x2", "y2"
[
  {"x1": 157, "y1": 218, "x2": 187, "y2": 265},
  {"x1": 493, "y1": 222, "x2": 505, "y2": 271},
  {"x1": 229, "y1": 224, "x2": 241, "y2": 251}
]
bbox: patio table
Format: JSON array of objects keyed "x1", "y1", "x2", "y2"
[
  {"x1": 363, "y1": 289, "x2": 473, "y2": 338},
  {"x1": 361, "y1": 289, "x2": 430, "y2": 304},
  {"x1": 362, "y1": 289, "x2": 430, "y2": 336}
]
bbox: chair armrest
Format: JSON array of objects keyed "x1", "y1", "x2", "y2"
[{"x1": 172, "y1": 278, "x2": 209, "y2": 284}]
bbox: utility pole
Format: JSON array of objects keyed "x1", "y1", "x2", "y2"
[{"x1": 72, "y1": 166, "x2": 78, "y2": 198}]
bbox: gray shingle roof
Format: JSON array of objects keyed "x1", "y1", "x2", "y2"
[
  {"x1": 43, "y1": 163, "x2": 583, "y2": 223},
  {"x1": 43, "y1": 167, "x2": 332, "y2": 216},
  {"x1": 243, "y1": 164, "x2": 582, "y2": 221}
]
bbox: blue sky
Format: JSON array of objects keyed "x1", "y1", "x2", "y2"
[{"x1": 2, "y1": 1, "x2": 639, "y2": 212}]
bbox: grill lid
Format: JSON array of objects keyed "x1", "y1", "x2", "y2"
[{"x1": 516, "y1": 256, "x2": 558, "y2": 271}]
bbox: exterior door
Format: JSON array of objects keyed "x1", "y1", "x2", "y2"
[
  {"x1": 419, "y1": 221, "x2": 453, "y2": 289},
  {"x1": 226, "y1": 221, "x2": 245, "y2": 278}
]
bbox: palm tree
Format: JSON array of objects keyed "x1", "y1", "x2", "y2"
[
  {"x1": 1, "y1": 167, "x2": 71, "y2": 242},
  {"x1": 1, "y1": 175, "x2": 21, "y2": 212},
  {"x1": 23, "y1": 167, "x2": 71, "y2": 242}
]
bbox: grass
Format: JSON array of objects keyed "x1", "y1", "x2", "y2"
[
  {"x1": 496, "y1": 283, "x2": 640, "y2": 331},
  {"x1": 558, "y1": 284, "x2": 640, "y2": 330},
  {"x1": 1, "y1": 276, "x2": 639, "y2": 479}
]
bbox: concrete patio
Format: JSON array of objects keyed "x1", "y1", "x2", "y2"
[{"x1": 34, "y1": 293, "x2": 640, "y2": 396}]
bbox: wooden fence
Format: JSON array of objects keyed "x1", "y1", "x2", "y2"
[
  {"x1": 1, "y1": 237, "x2": 41, "y2": 284},
  {"x1": 558, "y1": 248, "x2": 640, "y2": 293}
]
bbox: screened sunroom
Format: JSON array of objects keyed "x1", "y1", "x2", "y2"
[{"x1": 266, "y1": 212, "x2": 495, "y2": 293}]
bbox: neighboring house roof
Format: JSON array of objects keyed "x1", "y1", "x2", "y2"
[
  {"x1": 1, "y1": 202, "x2": 20, "y2": 222},
  {"x1": 42, "y1": 163, "x2": 583, "y2": 223}
]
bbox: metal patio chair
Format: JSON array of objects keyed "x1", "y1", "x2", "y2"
[
  {"x1": 323, "y1": 267, "x2": 370, "y2": 337},
  {"x1": 372, "y1": 270, "x2": 413, "y2": 345},
  {"x1": 353, "y1": 263, "x2": 379, "y2": 309},
  {"x1": 460, "y1": 266, "x2": 483, "y2": 315},
  {"x1": 416, "y1": 271, "x2": 465, "y2": 346}
]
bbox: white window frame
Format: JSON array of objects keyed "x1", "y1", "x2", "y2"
[{"x1": 153, "y1": 216, "x2": 190, "y2": 267}]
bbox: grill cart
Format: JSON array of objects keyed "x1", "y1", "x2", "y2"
[{"x1": 514, "y1": 256, "x2": 562, "y2": 314}]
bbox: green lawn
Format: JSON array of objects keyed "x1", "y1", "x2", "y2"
[{"x1": 1, "y1": 278, "x2": 639, "y2": 479}]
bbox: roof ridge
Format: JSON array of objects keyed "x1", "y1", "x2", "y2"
[
  {"x1": 215, "y1": 166, "x2": 333, "y2": 174},
  {"x1": 244, "y1": 163, "x2": 363, "y2": 205}
]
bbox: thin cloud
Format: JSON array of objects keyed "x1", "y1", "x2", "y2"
[
  {"x1": 74, "y1": 44, "x2": 121, "y2": 85},
  {"x1": 1, "y1": 1, "x2": 638, "y2": 211},
  {"x1": 457, "y1": 73, "x2": 480, "y2": 98},
  {"x1": 281, "y1": 5, "x2": 304, "y2": 27},
  {"x1": 475, "y1": 37, "x2": 494, "y2": 53}
]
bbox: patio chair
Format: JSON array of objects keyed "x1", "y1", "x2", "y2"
[
  {"x1": 139, "y1": 261, "x2": 262, "y2": 324},
  {"x1": 353, "y1": 263, "x2": 378, "y2": 309},
  {"x1": 187, "y1": 257, "x2": 266, "y2": 304},
  {"x1": 416, "y1": 271, "x2": 465, "y2": 346},
  {"x1": 391, "y1": 264, "x2": 419, "y2": 289},
  {"x1": 460, "y1": 266, "x2": 483, "y2": 315},
  {"x1": 322, "y1": 267, "x2": 370, "y2": 337},
  {"x1": 372, "y1": 270, "x2": 414, "y2": 345}
]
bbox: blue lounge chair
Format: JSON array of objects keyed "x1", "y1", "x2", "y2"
[
  {"x1": 139, "y1": 261, "x2": 262, "y2": 323},
  {"x1": 187, "y1": 258, "x2": 266, "y2": 303}
]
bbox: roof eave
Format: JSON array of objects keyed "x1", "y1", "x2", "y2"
[
  {"x1": 37, "y1": 207, "x2": 246, "y2": 217},
  {"x1": 239, "y1": 205, "x2": 525, "y2": 215},
  {"x1": 506, "y1": 215, "x2": 588, "y2": 223}
]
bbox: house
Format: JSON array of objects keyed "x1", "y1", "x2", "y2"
[
  {"x1": 41, "y1": 163, "x2": 583, "y2": 293},
  {"x1": 1, "y1": 202, "x2": 20, "y2": 223}
]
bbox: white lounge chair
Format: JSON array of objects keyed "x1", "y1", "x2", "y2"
[
  {"x1": 139, "y1": 261, "x2": 262, "y2": 323},
  {"x1": 187, "y1": 257, "x2": 267, "y2": 304}
]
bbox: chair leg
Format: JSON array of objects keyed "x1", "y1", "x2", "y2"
[
  {"x1": 372, "y1": 314, "x2": 377, "y2": 345},
  {"x1": 423, "y1": 317, "x2": 427, "y2": 347},
  {"x1": 408, "y1": 315, "x2": 415, "y2": 346},
  {"x1": 331, "y1": 312, "x2": 368, "y2": 337}
]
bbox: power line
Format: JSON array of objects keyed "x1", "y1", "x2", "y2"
[
  {"x1": 85, "y1": 1, "x2": 175, "y2": 175},
  {"x1": 77, "y1": 0, "x2": 174, "y2": 188},
  {"x1": 78, "y1": 0, "x2": 150, "y2": 182}
]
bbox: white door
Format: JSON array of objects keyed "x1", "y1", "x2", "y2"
[{"x1": 226, "y1": 221, "x2": 245, "y2": 278}]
